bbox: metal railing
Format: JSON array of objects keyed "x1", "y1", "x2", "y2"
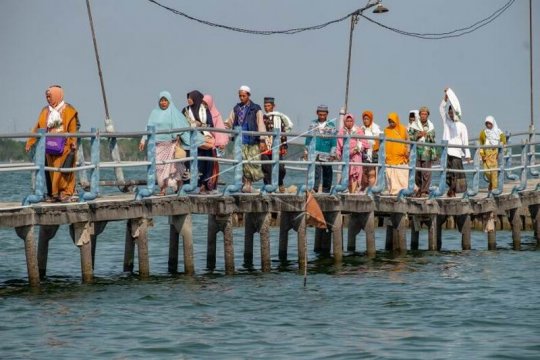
[{"x1": 1, "y1": 126, "x2": 539, "y2": 205}]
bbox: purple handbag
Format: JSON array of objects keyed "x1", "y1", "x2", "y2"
[{"x1": 45, "y1": 136, "x2": 66, "y2": 155}]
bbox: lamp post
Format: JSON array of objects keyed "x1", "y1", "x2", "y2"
[
  {"x1": 344, "y1": 1, "x2": 388, "y2": 113},
  {"x1": 529, "y1": 0, "x2": 534, "y2": 132}
]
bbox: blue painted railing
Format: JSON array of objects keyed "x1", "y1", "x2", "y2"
[{"x1": 6, "y1": 126, "x2": 540, "y2": 205}]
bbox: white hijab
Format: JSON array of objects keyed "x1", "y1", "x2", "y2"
[
  {"x1": 484, "y1": 115, "x2": 503, "y2": 145},
  {"x1": 47, "y1": 101, "x2": 65, "y2": 129}
]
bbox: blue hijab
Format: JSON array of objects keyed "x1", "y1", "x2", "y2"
[{"x1": 146, "y1": 91, "x2": 193, "y2": 146}]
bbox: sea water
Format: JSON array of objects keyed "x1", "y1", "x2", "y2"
[{"x1": 0, "y1": 168, "x2": 539, "y2": 359}]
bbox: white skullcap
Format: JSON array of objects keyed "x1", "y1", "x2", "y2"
[
  {"x1": 239, "y1": 85, "x2": 251, "y2": 94},
  {"x1": 485, "y1": 115, "x2": 495, "y2": 124}
]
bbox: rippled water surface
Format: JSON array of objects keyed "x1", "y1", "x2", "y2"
[{"x1": 1, "y1": 170, "x2": 539, "y2": 359}]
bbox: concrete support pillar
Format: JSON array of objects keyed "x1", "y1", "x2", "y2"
[
  {"x1": 364, "y1": 212, "x2": 376, "y2": 258},
  {"x1": 169, "y1": 214, "x2": 194, "y2": 275},
  {"x1": 509, "y1": 208, "x2": 522, "y2": 250},
  {"x1": 456, "y1": 214, "x2": 472, "y2": 250},
  {"x1": 128, "y1": 218, "x2": 151, "y2": 278},
  {"x1": 15, "y1": 225, "x2": 39, "y2": 288},
  {"x1": 410, "y1": 216, "x2": 420, "y2": 251},
  {"x1": 70, "y1": 222, "x2": 95, "y2": 283},
  {"x1": 326, "y1": 212, "x2": 343, "y2": 263},
  {"x1": 484, "y1": 213, "x2": 497, "y2": 250},
  {"x1": 347, "y1": 213, "x2": 362, "y2": 253},
  {"x1": 207, "y1": 214, "x2": 234, "y2": 274},
  {"x1": 37, "y1": 225, "x2": 59, "y2": 279},
  {"x1": 124, "y1": 219, "x2": 135, "y2": 273}
]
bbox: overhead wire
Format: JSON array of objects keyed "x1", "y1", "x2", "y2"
[{"x1": 146, "y1": 0, "x2": 516, "y2": 40}]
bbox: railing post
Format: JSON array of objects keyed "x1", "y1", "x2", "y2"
[
  {"x1": 367, "y1": 134, "x2": 386, "y2": 196},
  {"x1": 263, "y1": 128, "x2": 280, "y2": 194},
  {"x1": 135, "y1": 125, "x2": 156, "y2": 200},
  {"x1": 22, "y1": 129, "x2": 47, "y2": 205},
  {"x1": 397, "y1": 142, "x2": 416, "y2": 200},
  {"x1": 224, "y1": 126, "x2": 244, "y2": 195},
  {"x1": 331, "y1": 135, "x2": 350, "y2": 194},
  {"x1": 429, "y1": 140, "x2": 449, "y2": 198},
  {"x1": 80, "y1": 128, "x2": 101, "y2": 201},
  {"x1": 299, "y1": 131, "x2": 316, "y2": 194},
  {"x1": 511, "y1": 142, "x2": 528, "y2": 195},
  {"x1": 464, "y1": 144, "x2": 480, "y2": 198},
  {"x1": 180, "y1": 128, "x2": 200, "y2": 194},
  {"x1": 491, "y1": 143, "x2": 505, "y2": 196},
  {"x1": 505, "y1": 132, "x2": 518, "y2": 180}
]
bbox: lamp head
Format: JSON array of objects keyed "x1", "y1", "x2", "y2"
[{"x1": 372, "y1": 2, "x2": 389, "y2": 14}]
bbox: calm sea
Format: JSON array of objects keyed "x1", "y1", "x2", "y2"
[{"x1": 0, "y1": 168, "x2": 539, "y2": 359}]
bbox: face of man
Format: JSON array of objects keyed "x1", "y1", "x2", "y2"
[
  {"x1": 238, "y1": 91, "x2": 250, "y2": 105},
  {"x1": 419, "y1": 111, "x2": 429, "y2": 124},
  {"x1": 363, "y1": 116, "x2": 372, "y2": 127},
  {"x1": 264, "y1": 103, "x2": 274, "y2": 113},
  {"x1": 159, "y1": 97, "x2": 170, "y2": 110},
  {"x1": 448, "y1": 107, "x2": 455, "y2": 121},
  {"x1": 317, "y1": 111, "x2": 328, "y2": 122}
]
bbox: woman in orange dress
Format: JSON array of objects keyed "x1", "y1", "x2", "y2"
[
  {"x1": 25, "y1": 85, "x2": 79, "y2": 202},
  {"x1": 384, "y1": 112, "x2": 409, "y2": 195}
]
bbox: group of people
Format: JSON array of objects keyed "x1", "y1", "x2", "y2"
[
  {"x1": 138, "y1": 85, "x2": 293, "y2": 195},
  {"x1": 302, "y1": 88, "x2": 506, "y2": 197},
  {"x1": 26, "y1": 85, "x2": 506, "y2": 200}
]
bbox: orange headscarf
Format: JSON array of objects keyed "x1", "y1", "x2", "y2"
[
  {"x1": 384, "y1": 112, "x2": 409, "y2": 165},
  {"x1": 47, "y1": 86, "x2": 64, "y2": 107},
  {"x1": 362, "y1": 110, "x2": 373, "y2": 122}
]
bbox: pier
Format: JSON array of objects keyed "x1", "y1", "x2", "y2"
[{"x1": 1, "y1": 126, "x2": 540, "y2": 287}]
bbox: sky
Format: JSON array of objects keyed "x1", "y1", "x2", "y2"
[{"x1": 1, "y1": 0, "x2": 538, "y2": 143}]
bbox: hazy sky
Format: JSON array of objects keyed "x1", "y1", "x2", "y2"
[{"x1": 1, "y1": 0, "x2": 538, "y2": 142}]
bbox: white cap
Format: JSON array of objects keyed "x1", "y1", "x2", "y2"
[{"x1": 239, "y1": 85, "x2": 251, "y2": 94}]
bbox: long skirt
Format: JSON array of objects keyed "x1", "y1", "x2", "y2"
[
  {"x1": 446, "y1": 155, "x2": 467, "y2": 193},
  {"x1": 241, "y1": 144, "x2": 263, "y2": 182},
  {"x1": 46, "y1": 149, "x2": 76, "y2": 199},
  {"x1": 156, "y1": 141, "x2": 184, "y2": 191},
  {"x1": 385, "y1": 166, "x2": 409, "y2": 195},
  {"x1": 198, "y1": 148, "x2": 219, "y2": 191},
  {"x1": 483, "y1": 150, "x2": 499, "y2": 190},
  {"x1": 415, "y1": 159, "x2": 432, "y2": 194}
]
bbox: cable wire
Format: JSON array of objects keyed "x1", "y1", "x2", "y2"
[{"x1": 146, "y1": 0, "x2": 516, "y2": 39}]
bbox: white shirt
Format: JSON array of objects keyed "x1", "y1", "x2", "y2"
[{"x1": 440, "y1": 100, "x2": 470, "y2": 159}]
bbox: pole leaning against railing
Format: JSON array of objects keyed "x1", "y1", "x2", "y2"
[{"x1": 85, "y1": 0, "x2": 128, "y2": 192}]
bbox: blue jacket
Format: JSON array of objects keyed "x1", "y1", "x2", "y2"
[{"x1": 233, "y1": 101, "x2": 262, "y2": 145}]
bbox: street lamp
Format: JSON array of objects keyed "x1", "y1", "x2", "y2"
[{"x1": 344, "y1": 0, "x2": 389, "y2": 113}]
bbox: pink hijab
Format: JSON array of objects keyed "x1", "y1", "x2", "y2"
[{"x1": 203, "y1": 94, "x2": 229, "y2": 147}]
